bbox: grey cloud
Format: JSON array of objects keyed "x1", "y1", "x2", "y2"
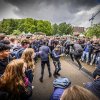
[
  {"x1": 4, "y1": 0, "x2": 98, "y2": 7},
  {"x1": 4, "y1": 0, "x2": 99, "y2": 13},
  {"x1": 0, "y1": 0, "x2": 9, "y2": 11},
  {"x1": 0, "y1": 0, "x2": 100, "y2": 27},
  {"x1": 4, "y1": 0, "x2": 99, "y2": 16}
]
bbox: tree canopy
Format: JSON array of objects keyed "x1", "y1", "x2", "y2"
[
  {"x1": 0, "y1": 18, "x2": 73, "y2": 36},
  {"x1": 85, "y1": 24, "x2": 100, "y2": 38}
]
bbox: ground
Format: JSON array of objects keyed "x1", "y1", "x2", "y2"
[{"x1": 31, "y1": 57, "x2": 92, "y2": 100}]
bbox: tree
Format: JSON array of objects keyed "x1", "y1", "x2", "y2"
[
  {"x1": 12, "y1": 30, "x2": 21, "y2": 35},
  {"x1": 18, "y1": 18, "x2": 36, "y2": 33},
  {"x1": 1, "y1": 19, "x2": 12, "y2": 34},
  {"x1": 58, "y1": 22, "x2": 73, "y2": 35},
  {"x1": 0, "y1": 18, "x2": 73, "y2": 36},
  {"x1": 0, "y1": 19, "x2": 19, "y2": 35},
  {"x1": 52, "y1": 23, "x2": 59, "y2": 35},
  {"x1": 85, "y1": 24, "x2": 100, "y2": 37},
  {"x1": 0, "y1": 21, "x2": 3, "y2": 33},
  {"x1": 37, "y1": 20, "x2": 52, "y2": 35}
]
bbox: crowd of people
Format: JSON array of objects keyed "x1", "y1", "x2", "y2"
[{"x1": 0, "y1": 33, "x2": 100, "y2": 100}]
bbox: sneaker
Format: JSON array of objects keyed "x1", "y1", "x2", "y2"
[
  {"x1": 53, "y1": 73, "x2": 57, "y2": 78},
  {"x1": 32, "y1": 86, "x2": 34, "y2": 89},
  {"x1": 83, "y1": 83, "x2": 86, "y2": 85},
  {"x1": 66, "y1": 54, "x2": 68, "y2": 56},
  {"x1": 56, "y1": 73, "x2": 61, "y2": 76},
  {"x1": 39, "y1": 77, "x2": 43, "y2": 82},
  {"x1": 90, "y1": 63, "x2": 92, "y2": 66},
  {"x1": 49, "y1": 73, "x2": 52, "y2": 77}
]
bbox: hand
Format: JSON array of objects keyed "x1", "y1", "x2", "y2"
[{"x1": 60, "y1": 54, "x2": 64, "y2": 56}]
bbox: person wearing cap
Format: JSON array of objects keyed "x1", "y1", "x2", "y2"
[
  {"x1": 52, "y1": 45, "x2": 64, "y2": 77},
  {"x1": 0, "y1": 43, "x2": 11, "y2": 76}
]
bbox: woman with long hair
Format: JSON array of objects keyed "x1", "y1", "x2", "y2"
[
  {"x1": 21, "y1": 48, "x2": 35, "y2": 83},
  {"x1": 0, "y1": 59, "x2": 32, "y2": 100},
  {"x1": 60, "y1": 85, "x2": 98, "y2": 100}
]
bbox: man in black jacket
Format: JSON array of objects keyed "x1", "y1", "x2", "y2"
[
  {"x1": 38, "y1": 42, "x2": 52, "y2": 82},
  {"x1": 0, "y1": 43, "x2": 11, "y2": 76},
  {"x1": 70, "y1": 41, "x2": 83, "y2": 69}
]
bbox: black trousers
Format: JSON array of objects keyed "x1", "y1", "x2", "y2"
[
  {"x1": 70, "y1": 53, "x2": 82, "y2": 69},
  {"x1": 74, "y1": 55, "x2": 82, "y2": 69},
  {"x1": 40, "y1": 60, "x2": 51, "y2": 79}
]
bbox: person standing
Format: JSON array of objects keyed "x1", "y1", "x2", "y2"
[
  {"x1": 39, "y1": 42, "x2": 52, "y2": 82},
  {"x1": 81, "y1": 41, "x2": 93, "y2": 63},
  {"x1": 21, "y1": 48, "x2": 35, "y2": 83},
  {"x1": 0, "y1": 43, "x2": 11, "y2": 76},
  {"x1": 52, "y1": 45, "x2": 64, "y2": 77},
  {"x1": 0, "y1": 59, "x2": 32, "y2": 100}
]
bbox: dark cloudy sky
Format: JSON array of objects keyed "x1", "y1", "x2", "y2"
[{"x1": 0, "y1": 0, "x2": 100, "y2": 27}]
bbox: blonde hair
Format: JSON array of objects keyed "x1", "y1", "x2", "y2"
[
  {"x1": 60, "y1": 85, "x2": 98, "y2": 100},
  {"x1": 21, "y1": 48, "x2": 35, "y2": 71},
  {"x1": 0, "y1": 59, "x2": 25, "y2": 93}
]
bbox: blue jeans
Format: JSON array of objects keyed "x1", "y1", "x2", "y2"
[
  {"x1": 90, "y1": 54, "x2": 96, "y2": 65},
  {"x1": 81, "y1": 51, "x2": 89, "y2": 63}
]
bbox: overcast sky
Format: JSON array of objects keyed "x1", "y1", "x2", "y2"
[{"x1": 0, "y1": 0, "x2": 100, "y2": 27}]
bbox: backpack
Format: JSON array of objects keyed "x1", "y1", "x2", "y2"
[
  {"x1": 0, "y1": 91, "x2": 9, "y2": 100},
  {"x1": 53, "y1": 77, "x2": 71, "y2": 89},
  {"x1": 11, "y1": 48, "x2": 25, "y2": 59},
  {"x1": 50, "y1": 77, "x2": 71, "y2": 100}
]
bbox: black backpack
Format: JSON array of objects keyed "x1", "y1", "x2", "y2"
[{"x1": 0, "y1": 91, "x2": 9, "y2": 100}]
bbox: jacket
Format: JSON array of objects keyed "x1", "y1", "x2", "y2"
[
  {"x1": 52, "y1": 50, "x2": 61, "y2": 61},
  {"x1": 86, "y1": 77, "x2": 100, "y2": 99},
  {"x1": 50, "y1": 88, "x2": 65, "y2": 100},
  {"x1": 39, "y1": 45, "x2": 51, "y2": 61},
  {"x1": 0, "y1": 57, "x2": 10, "y2": 76}
]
